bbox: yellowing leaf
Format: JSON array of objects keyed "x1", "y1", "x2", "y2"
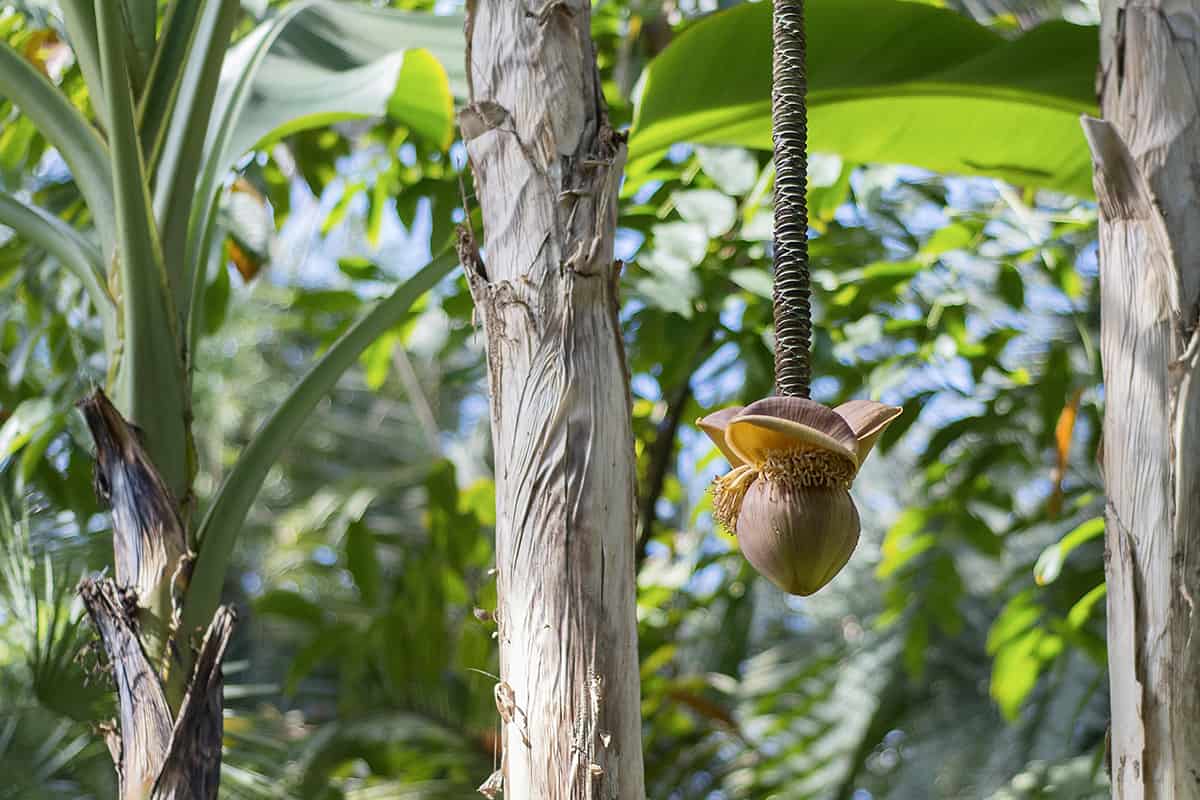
[{"x1": 1047, "y1": 388, "x2": 1083, "y2": 518}]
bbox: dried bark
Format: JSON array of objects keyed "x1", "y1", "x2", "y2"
[
  {"x1": 79, "y1": 390, "x2": 235, "y2": 800},
  {"x1": 1084, "y1": 2, "x2": 1200, "y2": 796},
  {"x1": 80, "y1": 579, "x2": 174, "y2": 800},
  {"x1": 458, "y1": 2, "x2": 645, "y2": 797},
  {"x1": 152, "y1": 606, "x2": 236, "y2": 800},
  {"x1": 79, "y1": 391, "x2": 190, "y2": 668},
  {"x1": 80, "y1": 581, "x2": 234, "y2": 800}
]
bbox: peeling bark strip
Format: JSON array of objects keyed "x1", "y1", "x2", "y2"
[
  {"x1": 80, "y1": 580, "x2": 235, "y2": 800},
  {"x1": 152, "y1": 605, "x2": 236, "y2": 800},
  {"x1": 458, "y1": 2, "x2": 646, "y2": 798},
  {"x1": 79, "y1": 390, "x2": 191, "y2": 671},
  {"x1": 1085, "y1": 2, "x2": 1200, "y2": 797},
  {"x1": 81, "y1": 579, "x2": 174, "y2": 800},
  {"x1": 78, "y1": 389, "x2": 235, "y2": 800}
]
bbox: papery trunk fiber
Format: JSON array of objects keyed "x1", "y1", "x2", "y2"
[
  {"x1": 1084, "y1": 1, "x2": 1200, "y2": 796},
  {"x1": 458, "y1": 2, "x2": 646, "y2": 798}
]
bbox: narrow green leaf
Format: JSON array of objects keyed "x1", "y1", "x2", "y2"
[
  {"x1": 990, "y1": 627, "x2": 1044, "y2": 720},
  {"x1": 146, "y1": 0, "x2": 240, "y2": 319},
  {"x1": 121, "y1": 0, "x2": 156, "y2": 86},
  {"x1": 338, "y1": 257, "x2": 387, "y2": 283},
  {"x1": 1066, "y1": 583, "x2": 1106, "y2": 630},
  {"x1": 57, "y1": 0, "x2": 106, "y2": 130},
  {"x1": 921, "y1": 221, "x2": 978, "y2": 259},
  {"x1": 284, "y1": 625, "x2": 347, "y2": 696},
  {"x1": 202, "y1": 258, "x2": 230, "y2": 335},
  {"x1": 139, "y1": 0, "x2": 200, "y2": 152},
  {"x1": 322, "y1": 182, "x2": 362, "y2": 236},
  {"x1": 0, "y1": 39, "x2": 114, "y2": 248},
  {"x1": 903, "y1": 616, "x2": 929, "y2": 681},
  {"x1": 0, "y1": 193, "x2": 115, "y2": 345},
  {"x1": 184, "y1": 250, "x2": 459, "y2": 638},
  {"x1": 362, "y1": 331, "x2": 398, "y2": 391},
  {"x1": 367, "y1": 178, "x2": 389, "y2": 248},
  {"x1": 987, "y1": 591, "x2": 1041, "y2": 655},
  {"x1": 95, "y1": 0, "x2": 190, "y2": 497},
  {"x1": 630, "y1": 0, "x2": 1098, "y2": 196},
  {"x1": 256, "y1": 589, "x2": 326, "y2": 627},
  {"x1": 0, "y1": 398, "x2": 55, "y2": 460},
  {"x1": 1034, "y1": 517, "x2": 1104, "y2": 586},
  {"x1": 186, "y1": 189, "x2": 223, "y2": 362},
  {"x1": 877, "y1": 509, "x2": 936, "y2": 579},
  {"x1": 19, "y1": 415, "x2": 65, "y2": 484}
]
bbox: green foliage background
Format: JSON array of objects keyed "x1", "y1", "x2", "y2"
[{"x1": 0, "y1": 0, "x2": 1110, "y2": 797}]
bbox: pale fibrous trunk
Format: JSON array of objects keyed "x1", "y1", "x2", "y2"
[
  {"x1": 1083, "y1": 2, "x2": 1200, "y2": 796},
  {"x1": 458, "y1": 2, "x2": 646, "y2": 798}
]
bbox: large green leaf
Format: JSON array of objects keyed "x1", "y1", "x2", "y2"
[
  {"x1": 211, "y1": 2, "x2": 462, "y2": 174},
  {"x1": 147, "y1": 0, "x2": 241, "y2": 319},
  {"x1": 185, "y1": 1, "x2": 463, "y2": 344},
  {"x1": 629, "y1": 0, "x2": 1098, "y2": 196}
]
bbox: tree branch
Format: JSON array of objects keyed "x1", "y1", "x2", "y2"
[{"x1": 636, "y1": 376, "x2": 693, "y2": 569}]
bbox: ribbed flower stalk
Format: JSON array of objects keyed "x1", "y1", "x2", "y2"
[
  {"x1": 772, "y1": 0, "x2": 812, "y2": 399},
  {"x1": 699, "y1": 0, "x2": 903, "y2": 596}
]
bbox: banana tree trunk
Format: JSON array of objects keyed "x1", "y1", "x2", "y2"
[
  {"x1": 1083, "y1": 2, "x2": 1200, "y2": 796},
  {"x1": 458, "y1": 2, "x2": 646, "y2": 798}
]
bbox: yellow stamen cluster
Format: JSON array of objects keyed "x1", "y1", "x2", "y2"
[
  {"x1": 712, "y1": 464, "x2": 758, "y2": 534},
  {"x1": 759, "y1": 448, "x2": 855, "y2": 489},
  {"x1": 711, "y1": 447, "x2": 856, "y2": 534}
]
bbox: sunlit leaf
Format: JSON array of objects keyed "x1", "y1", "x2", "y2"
[
  {"x1": 1034, "y1": 516, "x2": 1103, "y2": 586},
  {"x1": 990, "y1": 627, "x2": 1043, "y2": 720},
  {"x1": 1066, "y1": 583, "x2": 1106, "y2": 630},
  {"x1": 695, "y1": 146, "x2": 759, "y2": 196},
  {"x1": 673, "y1": 189, "x2": 737, "y2": 237},
  {"x1": 0, "y1": 398, "x2": 55, "y2": 460},
  {"x1": 630, "y1": 0, "x2": 1098, "y2": 196},
  {"x1": 211, "y1": 6, "x2": 461, "y2": 174},
  {"x1": 987, "y1": 591, "x2": 1041, "y2": 655}
]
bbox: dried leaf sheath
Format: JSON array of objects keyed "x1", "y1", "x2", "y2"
[
  {"x1": 80, "y1": 579, "x2": 173, "y2": 800},
  {"x1": 153, "y1": 606, "x2": 236, "y2": 800},
  {"x1": 82, "y1": 580, "x2": 235, "y2": 800},
  {"x1": 79, "y1": 390, "x2": 189, "y2": 665},
  {"x1": 78, "y1": 390, "x2": 235, "y2": 800}
]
